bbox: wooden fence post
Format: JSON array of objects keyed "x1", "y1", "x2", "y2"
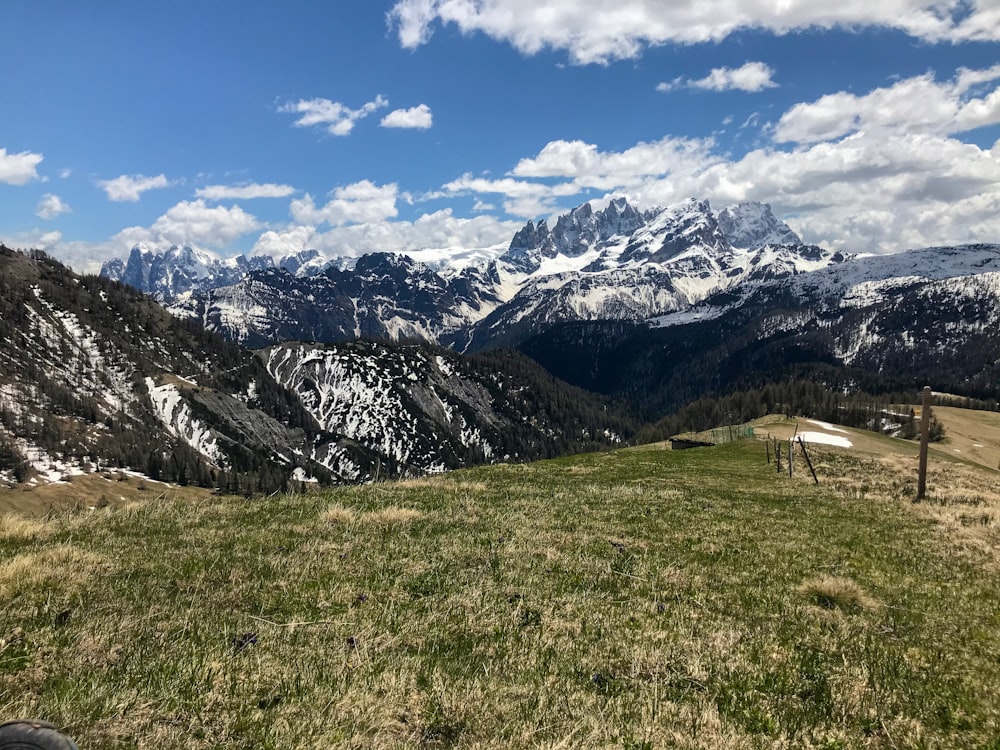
[
  {"x1": 916, "y1": 386, "x2": 932, "y2": 502},
  {"x1": 798, "y1": 437, "x2": 819, "y2": 485},
  {"x1": 788, "y1": 439, "x2": 793, "y2": 478}
]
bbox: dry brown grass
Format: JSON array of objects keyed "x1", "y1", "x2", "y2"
[
  {"x1": 0, "y1": 473, "x2": 212, "y2": 517},
  {"x1": 798, "y1": 575, "x2": 881, "y2": 614},
  {"x1": 364, "y1": 507, "x2": 424, "y2": 524},
  {"x1": 0, "y1": 544, "x2": 107, "y2": 599},
  {"x1": 318, "y1": 504, "x2": 356, "y2": 524},
  {"x1": 318, "y1": 504, "x2": 424, "y2": 526},
  {"x1": 0, "y1": 514, "x2": 49, "y2": 541},
  {"x1": 814, "y1": 447, "x2": 1000, "y2": 567}
]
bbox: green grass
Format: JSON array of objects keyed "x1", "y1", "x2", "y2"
[{"x1": 2, "y1": 442, "x2": 1000, "y2": 748}]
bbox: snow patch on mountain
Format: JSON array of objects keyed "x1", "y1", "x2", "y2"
[
  {"x1": 718, "y1": 202, "x2": 801, "y2": 249},
  {"x1": 145, "y1": 378, "x2": 226, "y2": 466}
]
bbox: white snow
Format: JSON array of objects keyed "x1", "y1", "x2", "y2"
[
  {"x1": 797, "y1": 431, "x2": 853, "y2": 448},
  {"x1": 145, "y1": 378, "x2": 226, "y2": 465},
  {"x1": 291, "y1": 467, "x2": 319, "y2": 483}
]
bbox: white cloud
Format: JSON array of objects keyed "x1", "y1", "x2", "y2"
[
  {"x1": 253, "y1": 209, "x2": 520, "y2": 265},
  {"x1": 441, "y1": 172, "x2": 583, "y2": 217},
  {"x1": 389, "y1": 0, "x2": 1000, "y2": 64},
  {"x1": 775, "y1": 66, "x2": 1000, "y2": 144},
  {"x1": 116, "y1": 199, "x2": 261, "y2": 249},
  {"x1": 380, "y1": 103, "x2": 434, "y2": 129},
  {"x1": 0, "y1": 228, "x2": 61, "y2": 251},
  {"x1": 36, "y1": 194, "x2": 71, "y2": 220},
  {"x1": 290, "y1": 181, "x2": 400, "y2": 225},
  {"x1": 0, "y1": 147, "x2": 43, "y2": 185},
  {"x1": 98, "y1": 173, "x2": 171, "y2": 202},
  {"x1": 195, "y1": 182, "x2": 297, "y2": 200},
  {"x1": 279, "y1": 95, "x2": 388, "y2": 136},
  {"x1": 659, "y1": 62, "x2": 777, "y2": 93},
  {"x1": 437, "y1": 112, "x2": 1000, "y2": 253},
  {"x1": 510, "y1": 136, "x2": 718, "y2": 187},
  {"x1": 251, "y1": 225, "x2": 322, "y2": 258},
  {"x1": 59, "y1": 168, "x2": 72, "y2": 179}
]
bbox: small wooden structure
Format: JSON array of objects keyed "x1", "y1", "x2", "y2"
[{"x1": 669, "y1": 437, "x2": 716, "y2": 451}]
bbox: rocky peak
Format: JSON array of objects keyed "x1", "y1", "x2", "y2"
[
  {"x1": 502, "y1": 198, "x2": 651, "y2": 273},
  {"x1": 102, "y1": 244, "x2": 272, "y2": 300},
  {"x1": 718, "y1": 202, "x2": 801, "y2": 250},
  {"x1": 277, "y1": 248, "x2": 324, "y2": 277},
  {"x1": 635, "y1": 198, "x2": 731, "y2": 264}
]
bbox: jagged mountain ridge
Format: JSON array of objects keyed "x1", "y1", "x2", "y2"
[
  {"x1": 127, "y1": 198, "x2": 840, "y2": 351},
  {"x1": 1, "y1": 247, "x2": 631, "y2": 491},
  {"x1": 101, "y1": 244, "x2": 335, "y2": 301},
  {"x1": 171, "y1": 254, "x2": 509, "y2": 348}
]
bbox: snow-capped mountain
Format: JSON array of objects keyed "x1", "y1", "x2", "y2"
[
  {"x1": 99, "y1": 244, "x2": 339, "y2": 301},
  {"x1": 462, "y1": 198, "x2": 842, "y2": 350},
  {"x1": 150, "y1": 198, "x2": 844, "y2": 351},
  {"x1": 519, "y1": 242, "x2": 1000, "y2": 419},
  {"x1": 170, "y1": 253, "x2": 512, "y2": 348},
  {"x1": 717, "y1": 202, "x2": 801, "y2": 250}
]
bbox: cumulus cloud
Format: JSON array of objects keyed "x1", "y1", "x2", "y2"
[
  {"x1": 116, "y1": 199, "x2": 261, "y2": 249},
  {"x1": 253, "y1": 209, "x2": 520, "y2": 265},
  {"x1": 98, "y1": 173, "x2": 171, "y2": 201},
  {"x1": 290, "y1": 181, "x2": 400, "y2": 226},
  {"x1": 250, "y1": 225, "x2": 321, "y2": 258},
  {"x1": 279, "y1": 95, "x2": 388, "y2": 136},
  {"x1": 442, "y1": 136, "x2": 720, "y2": 217},
  {"x1": 389, "y1": 0, "x2": 1000, "y2": 64},
  {"x1": 380, "y1": 103, "x2": 434, "y2": 129},
  {"x1": 0, "y1": 228, "x2": 61, "y2": 251},
  {"x1": 0, "y1": 147, "x2": 43, "y2": 185},
  {"x1": 441, "y1": 172, "x2": 582, "y2": 217},
  {"x1": 195, "y1": 182, "x2": 297, "y2": 200},
  {"x1": 510, "y1": 136, "x2": 718, "y2": 187},
  {"x1": 436, "y1": 106, "x2": 1000, "y2": 252},
  {"x1": 774, "y1": 65, "x2": 1000, "y2": 143},
  {"x1": 36, "y1": 194, "x2": 71, "y2": 220},
  {"x1": 658, "y1": 62, "x2": 777, "y2": 93}
]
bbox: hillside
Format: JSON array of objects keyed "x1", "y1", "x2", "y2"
[
  {"x1": 3, "y1": 439, "x2": 1000, "y2": 747},
  {"x1": 0, "y1": 247, "x2": 634, "y2": 497}
]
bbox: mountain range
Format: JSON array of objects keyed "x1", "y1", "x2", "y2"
[
  {"x1": 102, "y1": 198, "x2": 847, "y2": 351},
  {"x1": 97, "y1": 194, "x2": 1000, "y2": 422},
  {"x1": 0, "y1": 246, "x2": 629, "y2": 492}
]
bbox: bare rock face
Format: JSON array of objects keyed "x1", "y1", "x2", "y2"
[{"x1": 717, "y1": 202, "x2": 801, "y2": 250}]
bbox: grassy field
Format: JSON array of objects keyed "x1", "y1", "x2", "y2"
[
  {"x1": 0, "y1": 473, "x2": 213, "y2": 518},
  {"x1": 2, "y1": 439, "x2": 1000, "y2": 748}
]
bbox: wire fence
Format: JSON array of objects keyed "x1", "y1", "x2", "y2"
[{"x1": 710, "y1": 425, "x2": 756, "y2": 444}]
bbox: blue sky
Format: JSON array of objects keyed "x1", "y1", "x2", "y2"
[{"x1": 1, "y1": 0, "x2": 998, "y2": 271}]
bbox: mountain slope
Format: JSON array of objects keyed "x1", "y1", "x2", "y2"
[
  {"x1": 1, "y1": 246, "x2": 631, "y2": 491},
  {"x1": 261, "y1": 341, "x2": 633, "y2": 476},
  {"x1": 518, "y1": 243, "x2": 1000, "y2": 419}
]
